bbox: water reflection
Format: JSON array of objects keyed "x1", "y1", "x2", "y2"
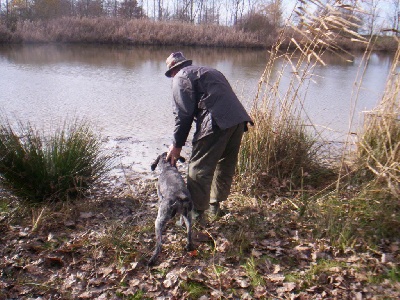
[{"x1": 0, "y1": 44, "x2": 393, "y2": 175}]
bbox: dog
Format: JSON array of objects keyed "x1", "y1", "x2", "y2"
[{"x1": 148, "y1": 152, "x2": 194, "y2": 266}]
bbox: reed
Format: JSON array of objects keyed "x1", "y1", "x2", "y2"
[
  {"x1": 304, "y1": 41, "x2": 400, "y2": 246},
  {"x1": 2, "y1": 16, "x2": 397, "y2": 51},
  {"x1": 11, "y1": 17, "x2": 262, "y2": 48},
  {"x1": 356, "y1": 42, "x2": 400, "y2": 197},
  {"x1": 272, "y1": 1, "x2": 400, "y2": 245},
  {"x1": 237, "y1": 1, "x2": 399, "y2": 245},
  {"x1": 0, "y1": 118, "x2": 113, "y2": 203},
  {"x1": 237, "y1": 1, "x2": 364, "y2": 194}
]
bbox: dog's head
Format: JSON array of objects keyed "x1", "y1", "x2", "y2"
[{"x1": 151, "y1": 152, "x2": 186, "y2": 171}]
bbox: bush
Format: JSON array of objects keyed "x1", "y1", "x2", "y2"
[
  {"x1": 236, "y1": 13, "x2": 277, "y2": 46},
  {"x1": 0, "y1": 118, "x2": 113, "y2": 202}
]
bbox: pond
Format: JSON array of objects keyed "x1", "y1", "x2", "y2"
[{"x1": 0, "y1": 44, "x2": 394, "y2": 178}]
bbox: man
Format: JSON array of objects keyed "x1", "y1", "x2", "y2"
[{"x1": 164, "y1": 52, "x2": 253, "y2": 222}]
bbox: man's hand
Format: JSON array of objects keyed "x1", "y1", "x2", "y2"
[{"x1": 166, "y1": 145, "x2": 182, "y2": 166}]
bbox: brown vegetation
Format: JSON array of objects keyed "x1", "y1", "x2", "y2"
[
  {"x1": 2, "y1": 17, "x2": 264, "y2": 48},
  {"x1": 0, "y1": 16, "x2": 397, "y2": 51}
]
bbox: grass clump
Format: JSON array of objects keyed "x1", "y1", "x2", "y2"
[
  {"x1": 0, "y1": 118, "x2": 112, "y2": 203},
  {"x1": 238, "y1": 108, "x2": 322, "y2": 194},
  {"x1": 243, "y1": 257, "x2": 265, "y2": 287}
]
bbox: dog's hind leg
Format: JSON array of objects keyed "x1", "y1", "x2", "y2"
[
  {"x1": 148, "y1": 202, "x2": 170, "y2": 266},
  {"x1": 182, "y1": 208, "x2": 194, "y2": 251}
]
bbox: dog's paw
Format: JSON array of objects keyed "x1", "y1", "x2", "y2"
[
  {"x1": 185, "y1": 243, "x2": 195, "y2": 251},
  {"x1": 147, "y1": 256, "x2": 157, "y2": 266}
]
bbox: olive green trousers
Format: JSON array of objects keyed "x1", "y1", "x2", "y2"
[{"x1": 187, "y1": 122, "x2": 245, "y2": 211}]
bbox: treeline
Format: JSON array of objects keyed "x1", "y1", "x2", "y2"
[
  {"x1": 1, "y1": 0, "x2": 146, "y2": 21},
  {"x1": 0, "y1": 0, "x2": 284, "y2": 47},
  {"x1": 2, "y1": 0, "x2": 400, "y2": 34},
  {"x1": 1, "y1": 0, "x2": 399, "y2": 51},
  {"x1": 0, "y1": 17, "x2": 268, "y2": 47},
  {"x1": 0, "y1": 0, "x2": 283, "y2": 27}
]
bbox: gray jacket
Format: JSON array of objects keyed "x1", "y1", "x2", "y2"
[{"x1": 172, "y1": 65, "x2": 253, "y2": 148}]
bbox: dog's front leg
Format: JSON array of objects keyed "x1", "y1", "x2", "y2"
[
  {"x1": 182, "y1": 208, "x2": 194, "y2": 251},
  {"x1": 148, "y1": 202, "x2": 170, "y2": 266}
]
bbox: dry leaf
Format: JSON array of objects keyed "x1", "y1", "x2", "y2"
[
  {"x1": 216, "y1": 238, "x2": 231, "y2": 252},
  {"x1": 276, "y1": 282, "x2": 296, "y2": 294},
  {"x1": 251, "y1": 249, "x2": 263, "y2": 258},
  {"x1": 129, "y1": 279, "x2": 140, "y2": 287},
  {"x1": 235, "y1": 277, "x2": 250, "y2": 288},
  {"x1": 273, "y1": 264, "x2": 281, "y2": 274},
  {"x1": 268, "y1": 274, "x2": 285, "y2": 283},
  {"x1": 163, "y1": 271, "x2": 179, "y2": 288},
  {"x1": 80, "y1": 212, "x2": 94, "y2": 219},
  {"x1": 99, "y1": 266, "x2": 113, "y2": 276}
]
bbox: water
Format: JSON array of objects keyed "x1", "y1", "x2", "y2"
[{"x1": 0, "y1": 44, "x2": 394, "y2": 177}]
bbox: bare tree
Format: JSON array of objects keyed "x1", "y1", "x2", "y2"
[
  {"x1": 361, "y1": 0, "x2": 381, "y2": 36},
  {"x1": 197, "y1": 0, "x2": 220, "y2": 24},
  {"x1": 388, "y1": 0, "x2": 400, "y2": 35},
  {"x1": 157, "y1": 0, "x2": 162, "y2": 20},
  {"x1": 120, "y1": 0, "x2": 142, "y2": 19},
  {"x1": 262, "y1": 0, "x2": 282, "y2": 28},
  {"x1": 247, "y1": 0, "x2": 260, "y2": 15},
  {"x1": 172, "y1": 0, "x2": 195, "y2": 22},
  {"x1": 33, "y1": 0, "x2": 71, "y2": 19},
  {"x1": 232, "y1": 0, "x2": 245, "y2": 25}
]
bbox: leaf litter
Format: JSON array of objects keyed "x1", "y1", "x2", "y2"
[{"x1": 0, "y1": 177, "x2": 399, "y2": 299}]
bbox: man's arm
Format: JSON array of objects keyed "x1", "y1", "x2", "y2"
[{"x1": 167, "y1": 72, "x2": 196, "y2": 165}]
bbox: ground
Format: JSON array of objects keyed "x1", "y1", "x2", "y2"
[{"x1": 0, "y1": 177, "x2": 399, "y2": 299}]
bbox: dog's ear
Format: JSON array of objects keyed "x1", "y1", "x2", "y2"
[
  {"x1": 177, "y1": 156, "x2": 186, "y2": 163},
  {"x1": 151, "y1": 155, "x2": 161, "y2": 171}
]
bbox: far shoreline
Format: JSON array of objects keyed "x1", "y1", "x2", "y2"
[{"x1": 1, "y1": 17, "x2": 398, "y2": 53}]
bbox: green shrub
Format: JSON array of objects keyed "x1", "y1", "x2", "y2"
[{"x1": 0, "y1": 118, "x2": 113, "y2": 202}]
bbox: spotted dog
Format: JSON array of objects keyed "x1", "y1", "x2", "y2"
[{"x1": 148, "y1": 152, "x2": 194, "y2": 266}]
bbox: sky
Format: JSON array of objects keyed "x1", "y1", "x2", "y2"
[
  {"x1": 138, "y1": 0, "x2": 395, "y2": 29},
  {"x1": 281, "y1": 0, "x2": 395, "y2": 30}
]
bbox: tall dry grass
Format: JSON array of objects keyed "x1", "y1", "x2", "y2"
[
  {"x1": 10, "y1": 17, "x2": 263, "y2": 47},
  {"x1": 237, "y1": 0, "x2": 400, "y2": 245},
  {"x1": 264, "y1": 1, "x2": 400, "y2": 246},
  {"x1": 237, "y1": 0, "x2": 365, "y2": 194},
  {"x1": 357, "y1": 41, "x2": 400, "y2": 197},
  {"x1": 2, "y1": 15, "x2": 397, "y2": 51}
]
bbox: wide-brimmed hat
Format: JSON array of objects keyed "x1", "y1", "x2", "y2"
[{"x1": 165, "y1": 52, "x2": 192, "y2": 77}]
